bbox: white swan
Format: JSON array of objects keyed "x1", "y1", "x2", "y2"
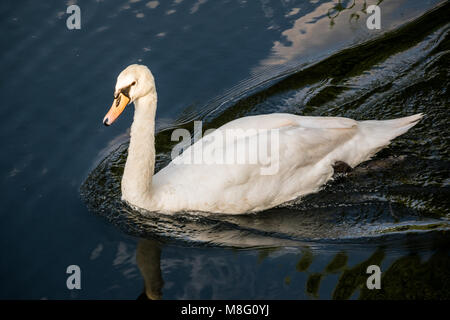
[{"x1": 103, "y1": 64, "x2": 422, "y2": 214}]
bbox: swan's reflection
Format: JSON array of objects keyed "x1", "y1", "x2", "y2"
[
  {"x1": 136, "y1": 239, "x2": 163, "y2": 300},
  {"x1": 135, "y1": 231, "x2": 449, "y2": 299}
]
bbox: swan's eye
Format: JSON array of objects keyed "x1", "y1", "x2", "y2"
[
  {"x1": 131, "y1": 81, "x2": 136, "y2": 86},
  {"x1": 120, "y1": 84, "x2": 133, "y2": 98}
]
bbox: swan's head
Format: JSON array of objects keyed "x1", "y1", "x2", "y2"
[{"x1": 103, "y1": 64, "x2": 155, "y2": 126}]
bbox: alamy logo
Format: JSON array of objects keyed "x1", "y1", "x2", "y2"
[
  {"x1": 366, "y1": 5, "x2": 381, "y2": 30},
  {"x1": 66, "y1": 265, "x2": 81, "y2": 290},
  {"x1": 66, "y1": 5, "x2": 81, "y2": 30},
  {"x1": 170, "y1": 121, "x2": 280, "y2": 175},
  {"x1": 366, "y1": 265, "x2": 381, "y2": 289}
]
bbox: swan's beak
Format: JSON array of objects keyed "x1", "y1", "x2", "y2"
[{"x1": 103, "y1": 92, "x2": 130, "y2": 126}]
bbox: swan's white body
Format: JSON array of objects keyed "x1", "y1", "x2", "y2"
[{"x1": 105, "y1": 65, "x2": 422, "y2": 215}]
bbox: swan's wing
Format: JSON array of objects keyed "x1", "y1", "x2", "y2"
[
  {"x1": 209, "y1": 113, "x2": 358, "y2": 166},
  {"x1": 153, "y1": 119, "x2": 357, "y2": 213},
  {"x1": 158, "y1": 113, "x2": 357, "y2": 185},
  {"x1": 218, "y1": 113, "x2": 357, "y2": 131},
  {"x1": 171, "y1": 113, "x2": 358, "y2": 169}
]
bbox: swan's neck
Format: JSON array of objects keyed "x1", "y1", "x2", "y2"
[{"x1": 121, "y1": 92, "x2": 157, "y2": 207}]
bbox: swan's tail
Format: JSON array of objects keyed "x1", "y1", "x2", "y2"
[
  {"x1": 348, "y1": 113, "x2": 424, "y2": 166},
  {"x1": 364, "y1": 113, "x2": 423, "y2": 137},
  {"x1": 363, "y1": 113, "x2": 423, "y2": 139}
]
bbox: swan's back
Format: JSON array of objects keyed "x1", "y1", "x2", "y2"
[{"x1": 150, "y1": 113, "x2": 422, "y2": 214}]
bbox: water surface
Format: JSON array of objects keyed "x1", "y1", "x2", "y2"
[{"x1": 1, "y1": 0, "x2": 449, "y2": 299}]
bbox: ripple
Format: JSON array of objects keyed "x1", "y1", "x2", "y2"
[{"x1": 81, "y1": 1, "x2": 450, "y2": 248}]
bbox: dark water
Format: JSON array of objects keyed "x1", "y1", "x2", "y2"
[{"x1": 1, "y1": 0, "x2": 449, "y2": 299}]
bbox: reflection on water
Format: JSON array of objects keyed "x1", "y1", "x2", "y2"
[
  {"x1": 256, "y1": 0, "x2": 424, "y2": 71},
  {"x1": 135, "y1": 231, "x2": 449, "y2": 299},
  {"x1": 136, "y1": 239, "x2": 163, "y2": 300}
]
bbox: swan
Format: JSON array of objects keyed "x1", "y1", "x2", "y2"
[{"x1": 102, "y1": 64, "x2": 422, "y2": 214}]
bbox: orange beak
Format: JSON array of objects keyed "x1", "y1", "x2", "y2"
[{"x1": 103, "y1": 92, "x2": 130, "y2": 126}]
